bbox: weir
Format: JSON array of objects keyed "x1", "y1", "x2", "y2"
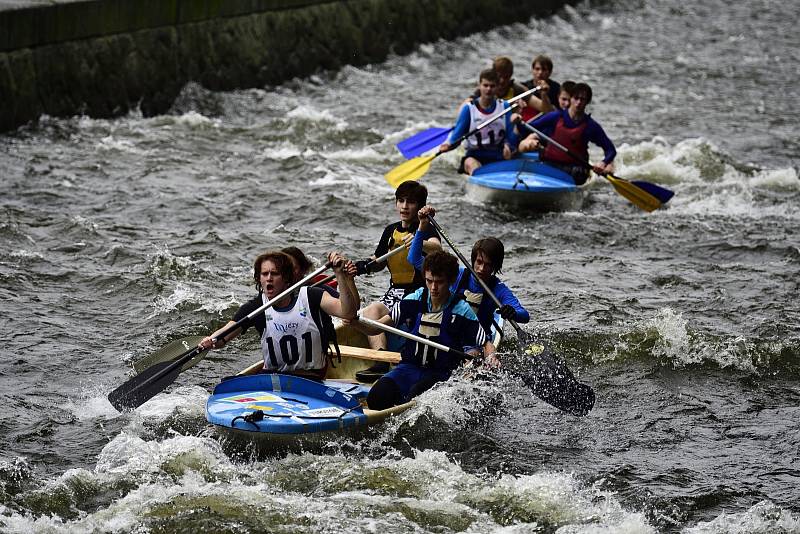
[{"x1": 0, "y1": 0, "x2": 574, "y2": 132}]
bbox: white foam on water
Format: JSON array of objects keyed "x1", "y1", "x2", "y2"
[
  {"x1": 321, "y1": 146, "x2": 385, "y2": 163},
  {"x1": 95, "y1": 135, "x2": 144, "y2": 154},
  {"x1": 287, "y1": 105, "x2": 349, "y2": 131},
  {"x1": 684, "y1": 500, "x2": 800, "y2": 533},
  {"x1": 636, "y1": 308, "x2": 759, "y2": 372},
  {"x1": 9, "y1": 249, "x2": 44, "y2": 260},
  {"x1": 261, "y1": 142, "x2": 303, "y2": 160},
  {"x1": 170, "y1": 110, "x2": 219, "y2": 129},
  {"x1": 614, "y1": 137, "x2": 799, "y2": 218}
]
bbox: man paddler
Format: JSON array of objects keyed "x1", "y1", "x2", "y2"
[
  {"x1": 442, "y1": 68, "x2": 518, "y2": 176},
  {"x1": 522, "y1": 82, "x2": 616, "y2": 185},
  {"x1": 352, "y1": 250, "x2": 497, "y2": 410},
  {"x1": 199, "y1": 251, "x2": 358, "y2": 380},
  {"x1": 408, "y1": 206, "x2": 530, "y2": 342}
]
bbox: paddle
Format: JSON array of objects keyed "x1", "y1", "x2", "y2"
[
  {"x1": 517, "y1": 121, "x2": 674, "y2": 211},
  {"x1": 311, "y1": 245, "x2": 408, "y2": 287},
  {"x1": 385, "y1": 86, "x2": 540, "y2": 188},
  {"x1": 396, "y1": 127, "x2": 453, "y2": 159},
  {"x1": 427, "y1": 216, "x2": 595, "y2": 416},
  {"x1": 108, "y1": 262, "x2": 332, "y2": 412},
  {"x1": 356, "y1": 316, "x2": 475, "y2": 361}
]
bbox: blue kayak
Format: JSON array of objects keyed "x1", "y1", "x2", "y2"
[
  {"x1": 466, "y1": 153, "x2": 585, "y2": 211},
  {"x1": 207, "y1": 372, "x2": 412, "y2": 445},
  {"x1": 206, "y1": 316, "x2": 505, "y2": 446}
]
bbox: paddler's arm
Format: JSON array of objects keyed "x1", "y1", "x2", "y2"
[
  {"x1": 199, "y1": 321, "x2": 242, "y2": 350},
  {"x1": 320, "y1": 251, "x2": 359, "y2": 320},
  {"x1": 407, "y1": 205, "x2": 438, "y2": 271},
  {"x1": 439, "y1": 103, "x2": 471, "y2": 153}
]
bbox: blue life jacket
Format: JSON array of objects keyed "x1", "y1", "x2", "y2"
[
  {"x1": 454, "y1": 269, "x2": 499, "y2": 335},
  {"x1": 395, "y1": 288, "x2": 474, "y2": 373}
]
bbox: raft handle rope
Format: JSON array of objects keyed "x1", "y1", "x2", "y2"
[{"x1": 231, "y1": 410, "x2": 265, "y2": 429}]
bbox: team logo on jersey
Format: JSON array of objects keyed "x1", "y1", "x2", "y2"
[{"x1": 299, "y1": 304, "x2": 308, "y2": 318}]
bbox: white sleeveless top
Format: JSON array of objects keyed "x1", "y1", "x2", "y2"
[
  {"x1": 260, "y1": 287, "x2": 325, "y2": 372},
  {"x1": 463, "y1": 99, "x2": 508, "y2": 151}
]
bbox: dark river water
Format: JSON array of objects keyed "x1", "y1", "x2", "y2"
[{"x1": 1, "y1": 0, "x2": 799, "y2": 532}]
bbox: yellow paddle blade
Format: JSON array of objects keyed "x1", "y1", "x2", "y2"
[
  {"x1": 384, "y1": 154, "x2": 436, "y2": 188},
  {"x1": 603, "y1": 174, "x2": 662, "y2": 212}
]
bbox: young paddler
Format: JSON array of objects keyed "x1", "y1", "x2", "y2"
[
  {"x1": 522, "y1": 82, "x2": 616, "y2": 185},
  {"x1": 442, "y1": 68, "x2": 519, "y2": 176},
  {"x1": 354, "y1": 181, "x2": 441, "y2": 381},
  {"x1": 353, "y1": 249, "x2": 497, "y2": 410},
  {"x1": 408, "y1": 206, "x2": 530, "y2": 341},
  {"x1": 198, "y1": 251, "x2": 358, "y2": 380}
]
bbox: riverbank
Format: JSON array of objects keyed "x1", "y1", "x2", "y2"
[{"x1": 0, "y1": 0, "x2": 573, "y2": 132}]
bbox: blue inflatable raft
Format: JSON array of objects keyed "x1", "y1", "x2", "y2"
[{"x1": 466, "y1": 153, "x2": 585, "y2": 211}]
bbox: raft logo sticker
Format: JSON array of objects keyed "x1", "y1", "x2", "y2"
[{"x1": 222, "y1": 393, "x2": 282, "y2": 403}]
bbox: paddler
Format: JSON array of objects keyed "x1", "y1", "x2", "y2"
[
  {"x1": 408, "y1": 206, "x2": 530, "y2": 341},
  {"x1": 198, "y1": 251, "x2": 359, "y2": 380},
  {"x1": 352, "y1": 249, "x2": 497, "y2": 410},
  {"x1": 519, "y1": 82, "x2": 616, "y2": 185},
  {"x1": 517, "y1": 80, "x2": 575, "y2": 153},
  {"x1": 353, "y1": 181, "x2": 442, "y2": 382},
  {"x1": 442, "y1": 68, "x2": 519, "y2": 175},
  {"x1": 521, "y1": 55, "x2": 561, "y2": 119}
]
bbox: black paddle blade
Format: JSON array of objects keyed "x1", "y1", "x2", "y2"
[
  {"x1": 133, "y1": 335, "x2": 206, "y2": 374},
  {"x1": 108, "y1": 347, "x2": 205, "y2": 411},
  {"x1": 503, "y1": 338, "x2": 595, "y2": 416}
]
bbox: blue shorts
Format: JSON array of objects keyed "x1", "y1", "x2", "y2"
[{"x1": 383, "y1": 363, "x2": 451, "y2": 401}]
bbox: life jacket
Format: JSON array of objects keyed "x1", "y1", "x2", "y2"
[
  {"x1": 454, "y1": 268, "x2": 499, "y2": 335},
  {"x1": 260, "y1": 287, "x2": 339, "y2": 376},
  {"x1": 463, "y1": 99, "x2": 507, "y2": 152},
  {"x1": 387, "y1": 225, "x2": 418, "y2": 288},
  {"x1": 395, "y1": 289, "x2": 472, "y2": 372},
  {"x1": 520, "y1": 106, "x2": 541, "y2": 123},
  {"x1": 542, "y1": 113, "x2": 589, "y2": 165}
]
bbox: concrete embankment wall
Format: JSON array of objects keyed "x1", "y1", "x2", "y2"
[{"x1": 0, "y1": 0, "x2": 571, "y2": 132}]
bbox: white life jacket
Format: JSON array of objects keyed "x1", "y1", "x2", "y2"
[
  {"x1": 260, "y1": 287, "x2": 325, "y2": 372},
  {"x1": 463, "y1": 99, "x2": 508, "y2": 151}
]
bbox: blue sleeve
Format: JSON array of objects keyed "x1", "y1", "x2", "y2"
[
  {"x1": 585, "y1": 118, "x2": 617, "y2": 164},
  {"x1": 494, "y1": 282, "x2": 530, "y2": 324},
  {"x1": 446, "y1": 104, "x2": 472, "y2": 144},
  {"x1": 407, "y1": 227, "x2": 428, "y2": 272}
]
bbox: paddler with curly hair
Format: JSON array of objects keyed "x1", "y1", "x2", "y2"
[{"x1": 199, "y1": 250, "x2": 359, "y2": 380}]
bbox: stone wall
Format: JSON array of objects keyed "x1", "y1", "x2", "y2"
[{"x1": 0, "y1": 0, "x2": 572, "y2": 132}]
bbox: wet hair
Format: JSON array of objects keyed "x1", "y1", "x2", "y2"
[
  {"x1": 253, "y1": 251, "x2": 295, "y2": 291},
  {"x1": 479, "y1": 68, "x2": 498, "y2": 84},
  {"x1": 560, "y1": 80, "x2": 576, "y2": 96},
  {"x1": 471, "y1": 237, "x2": 505, "y2": 274},
  {"x1": 422, "y1": 250, "x2": 460, "y2": 284},
  {"x1": 395, "y1": 180, "x2": 428, "y2": 207},
  {"x1": 281, "y1": 246, "x2": 314, "y2": 277},
  {"x1": 572, "y1": 82, "x2": 593, "y2": 105},
  {"x1": 492, "y1": 56, "x2": 514, "y2": 77},
  {"x1": 531, "y1": 54, "x2": 554, "y2": 72}
]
